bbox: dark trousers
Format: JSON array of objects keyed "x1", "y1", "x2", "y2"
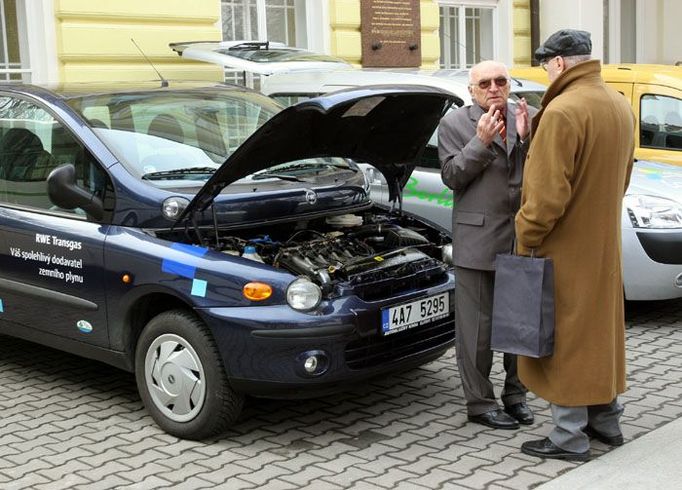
[{"x1": 454, "y1": 266, "x2": 527, "y2": 416}]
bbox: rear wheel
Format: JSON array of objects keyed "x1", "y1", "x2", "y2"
[{"x1": 135, "y1": 310, "x2": 244, "y2": 439}]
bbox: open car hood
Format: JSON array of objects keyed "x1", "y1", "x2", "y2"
[{"x1": 178, "y1": 85, "x2": 456, "y2": 222}]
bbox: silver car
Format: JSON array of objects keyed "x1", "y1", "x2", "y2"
[{"x1": 174, "y1": 41, "x2": 682, "y2": 301}]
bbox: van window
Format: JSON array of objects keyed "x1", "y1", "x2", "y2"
[{"x1": 640, "y1": 94, "x2": 682, "y2": 150}]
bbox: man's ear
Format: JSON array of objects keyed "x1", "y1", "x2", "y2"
[{"x1": 468, "y1": 85, "x2": 474, "y2": 97}]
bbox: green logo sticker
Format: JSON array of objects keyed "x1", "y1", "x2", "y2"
[{"x1": 403, "y1": 177, "x2": 454, "y2": 208}]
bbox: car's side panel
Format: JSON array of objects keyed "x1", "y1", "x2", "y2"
[
  {"x1": 0, "y1": 207, "x2": 110, "y2": 346},
  {"x1": 101, "y1": 226, "x2": 293, "y2": 353}
]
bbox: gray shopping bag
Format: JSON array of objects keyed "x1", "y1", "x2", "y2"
[{"x1": 491, "y1": 253, "x2": 555, "y2": 358}]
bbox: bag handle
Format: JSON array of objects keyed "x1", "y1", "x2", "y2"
[{"x1": 512, "y1": 238, "x2": 536, "y2": 258}]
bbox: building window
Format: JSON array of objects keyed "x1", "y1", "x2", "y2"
[
  {"x1": 0, "y1": 0, "x2": 28, "y2": 82},
  {"x1": 439, "y1": 4, "x2": 495, "y2": 69},
  {"x1": 221, "y1": 0, "x2": 300, "y2": 88},
  {"x1": 221, "y1": 0, "x2": 297, "y2": 45}
]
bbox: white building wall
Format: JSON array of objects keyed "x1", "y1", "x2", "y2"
[
  {"x1": 538, "y1": 0, "x2": 604, "y2": 61},
  {"x1": 661, "y1": 0, "x2": 682, "y2": 64}
]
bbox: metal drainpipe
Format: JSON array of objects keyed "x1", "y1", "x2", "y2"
[{"x1": 530, "y1": 0, "x2": 540, "y2": 66}]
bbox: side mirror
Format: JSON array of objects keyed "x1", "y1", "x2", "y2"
[{"x1": 47, "y1": 164, "x2": 104, "y2": 221}]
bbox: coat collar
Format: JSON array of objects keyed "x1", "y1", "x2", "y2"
[
  {"x1": 541, "y1": 59, "x2": 602, "y2": 108},
  {"x1": 531, "y1": 60, "x2": 602, "y2": 140}
]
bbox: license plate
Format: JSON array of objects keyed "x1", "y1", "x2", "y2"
[{"x1": 381, "y1": 292, "x2": 449, "y2": 336}]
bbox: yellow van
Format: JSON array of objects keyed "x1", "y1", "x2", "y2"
[{"x1": 510, "y1": 64, "x2": 682, "y2": 166}]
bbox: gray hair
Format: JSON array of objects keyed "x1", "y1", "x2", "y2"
[{"x1": 562, "y1": 54, "x2": 591, "y2": 68}]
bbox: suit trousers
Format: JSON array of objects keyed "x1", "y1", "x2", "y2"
[
  {"x1": 454, "y1": 266, "x2": 527, "y2": 415},
  {"x1": 549, "y1": 399, "x2": 624, "y2": 453}
]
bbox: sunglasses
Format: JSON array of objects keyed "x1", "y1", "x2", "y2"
[
  {"x1": 541, "y1": 56, "x2": 561, "y2": 71},
  {"x1": 472, "y1": 76, "x2": 509, "y2": 90}
]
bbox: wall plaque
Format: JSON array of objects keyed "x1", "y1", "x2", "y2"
[{"x1": 361, "y1": 0, "x2": 421, "y2": 67}]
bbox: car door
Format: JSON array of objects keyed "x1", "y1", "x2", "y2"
[
  {"x1": 0, "y1": 94, "x2": 113, "y2": 347},
  {"x1": 400, "y1": 143, "x2": 453, "y2": 231},
  {"x1": 633, "y1": 83, "x2": 682, "y2": 165}
]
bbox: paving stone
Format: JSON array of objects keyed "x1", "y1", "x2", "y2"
[
  {"x1": 276, "y1": 464, "x2": 336, "y2": 486},
  {"x1": 194, "y1": 463, "x2": 253, "y2": 484},
  {"x1": 0, "y1": 300, "x2": 679, "y2": 489},
  {"x1": 405, "y1": 467, "x2": 468, "y2": 488},
  {"x1": 72, "y1": 474, "x2": 133, "y2": 490},
  {"x1": 444, "y1": 468, "x2": 508, "y2": 488},
  {"x1": 361, "y1": 467, "x2": 422, "y2": 488}
]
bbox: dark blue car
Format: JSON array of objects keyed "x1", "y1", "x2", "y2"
[{"x1": 0, "y1": 81, "x2": 456, "y2": 439}]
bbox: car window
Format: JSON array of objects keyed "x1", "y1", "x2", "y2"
[
  {"x1": 640, "y1": 94, "x2": 682, "y2": 150},
  {"x1": 510, "y1": 90, "x2": 544, "y2": 110},
  {"x1": 0, "y1": 96, "x2": 114, "y2": 218},
  {"x1": 69, "y1": 90, "x2": 278, "y2": 180},
  {"x1": 419, "y1": 145, "x2": 440, "y2": 170}
]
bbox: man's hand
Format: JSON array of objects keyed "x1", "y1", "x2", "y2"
[
  {"x1": 515, "y1": 97, "x2": 530, "y2": 141},
  {"x1": 476, "y1": 105, "x2": 505, "y2": 147}
]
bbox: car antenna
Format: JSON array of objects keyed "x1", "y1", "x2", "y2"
[{"x1": 131, "y1": 38, "x2": 169, "y2": 88}]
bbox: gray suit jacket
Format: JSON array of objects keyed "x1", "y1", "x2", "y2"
[{"x1": 438, "y1": 102, "x2": 537, "y2": 271}]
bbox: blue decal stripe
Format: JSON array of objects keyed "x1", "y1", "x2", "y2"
[
  {"x1": 171, "y1": 243, "x2": 209, "y2": 257},
  {"x1": 162, "y1": 260, "x2": 197, "y2": 279}
]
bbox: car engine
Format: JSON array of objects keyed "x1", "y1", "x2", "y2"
[{"x1": 203, "y1": 211, "x2": 452, "y2": 299}]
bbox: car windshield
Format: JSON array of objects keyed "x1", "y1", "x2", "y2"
[{"x1": 66, "y1": 88, "x2": 352, "y2": 187}]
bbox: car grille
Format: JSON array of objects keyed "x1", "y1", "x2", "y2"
[{"x1": 344, "y1": 312, "x2": 455, "y2": 370}]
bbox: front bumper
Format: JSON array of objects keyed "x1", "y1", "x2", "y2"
[
  {"x1": 622, "y1": 227, "x2": 682, "y2": 300},
  {"x1": 199, "y1": 278, "x2": 455, "y2": 398}
]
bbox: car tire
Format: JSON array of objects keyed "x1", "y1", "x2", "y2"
[{"x1": 135, "y1": 309, "x2": 244, "y2": 440}]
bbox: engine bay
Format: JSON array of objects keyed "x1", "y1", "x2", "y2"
[{"x1": 164, "y1": 210, "x2": 452, "y2": 299}]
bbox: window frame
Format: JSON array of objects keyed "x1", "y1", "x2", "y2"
[{"x1": 438, "y1": 1, "x2": 499, "y2": 69}]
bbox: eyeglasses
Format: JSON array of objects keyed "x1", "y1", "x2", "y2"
[
  {"x1": 541, "y1": 56, "x2": 560, "y2": 71},
  {"x1": 472, "y1": 76, "x2": 509, "y2": 90}
]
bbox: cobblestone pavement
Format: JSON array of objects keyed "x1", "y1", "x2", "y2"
[{"x1": 0, "y1": 298, "x2": 680, "y2": 490}]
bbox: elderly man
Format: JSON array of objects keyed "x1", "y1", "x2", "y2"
[
  {"x1": 516, "y1": 29, "x2": 635, "y2": 460},
  {"x1": 438, "y1": 61, "x2": 536, "y2": 429}
]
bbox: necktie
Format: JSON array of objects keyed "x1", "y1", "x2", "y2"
[{"x1": 499, "y1": 120, "x2": 507, "y2": 144}]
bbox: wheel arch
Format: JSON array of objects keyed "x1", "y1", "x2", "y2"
[{"x1": 123, "y1": 292, "x2": 194, "y2": 371}]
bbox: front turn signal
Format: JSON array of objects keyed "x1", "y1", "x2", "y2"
[{"x1": 243, "y1": 282, "x2": 272, "y2": 301}]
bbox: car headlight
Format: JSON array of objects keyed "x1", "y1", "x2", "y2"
[
  {"x1": 624, "y1": 194, "x2": 682, "y2": 229},
  {"x1": 286, "y1": 277, "x2": 322, "y2": 311}
]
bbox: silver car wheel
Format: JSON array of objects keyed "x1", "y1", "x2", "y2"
[{"x1": 144, "y1": 333, "x2": 206, "y2": 423}]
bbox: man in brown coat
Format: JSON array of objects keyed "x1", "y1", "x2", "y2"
[
  {"x1": 439, "y1": 61, "x2": 536, "y2": 429},
  {"x1": 516, "y1": 29, "x2": 635, "y2": 461}
]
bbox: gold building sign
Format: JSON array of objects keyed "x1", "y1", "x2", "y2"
[{"x1": 361, "y1": 0, "x2": 421, "y2": 67}]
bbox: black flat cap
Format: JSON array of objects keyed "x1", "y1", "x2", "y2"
[{"x1": 534, "y1": 29, "x2": 592, "y2": 62}]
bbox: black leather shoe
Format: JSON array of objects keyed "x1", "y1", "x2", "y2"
[
  {"x1": 504, "y1": 402, "x2": 535, "y2": 425},
  {"x1": 521, "y1": 438, "x2": 591, "y2": 461},
  {"x1": 468, "y1": 409, "x2": 519, "y2": 430},
  {"x1": 584, "y1": 425, "x2": 624, "y2": 447}
]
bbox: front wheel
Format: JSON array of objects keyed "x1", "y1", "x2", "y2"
[{"x1": 135, "y1": 310, "x2": 244, "y2": 439}]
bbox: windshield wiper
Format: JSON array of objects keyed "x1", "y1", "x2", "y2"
[
  {"x1": 251, "y1": 162, "x2": 358, "y2": 182},
  {"x1": 251, "y1": 172, "x2": 312, "y2": 183},
  {"x1": 142, "y1": 167, "x2": 218, "y2": 180}
]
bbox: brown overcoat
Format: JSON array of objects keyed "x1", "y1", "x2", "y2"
[{"x1": 514, "y1": 60, "x2": 635, "y2": 406}]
